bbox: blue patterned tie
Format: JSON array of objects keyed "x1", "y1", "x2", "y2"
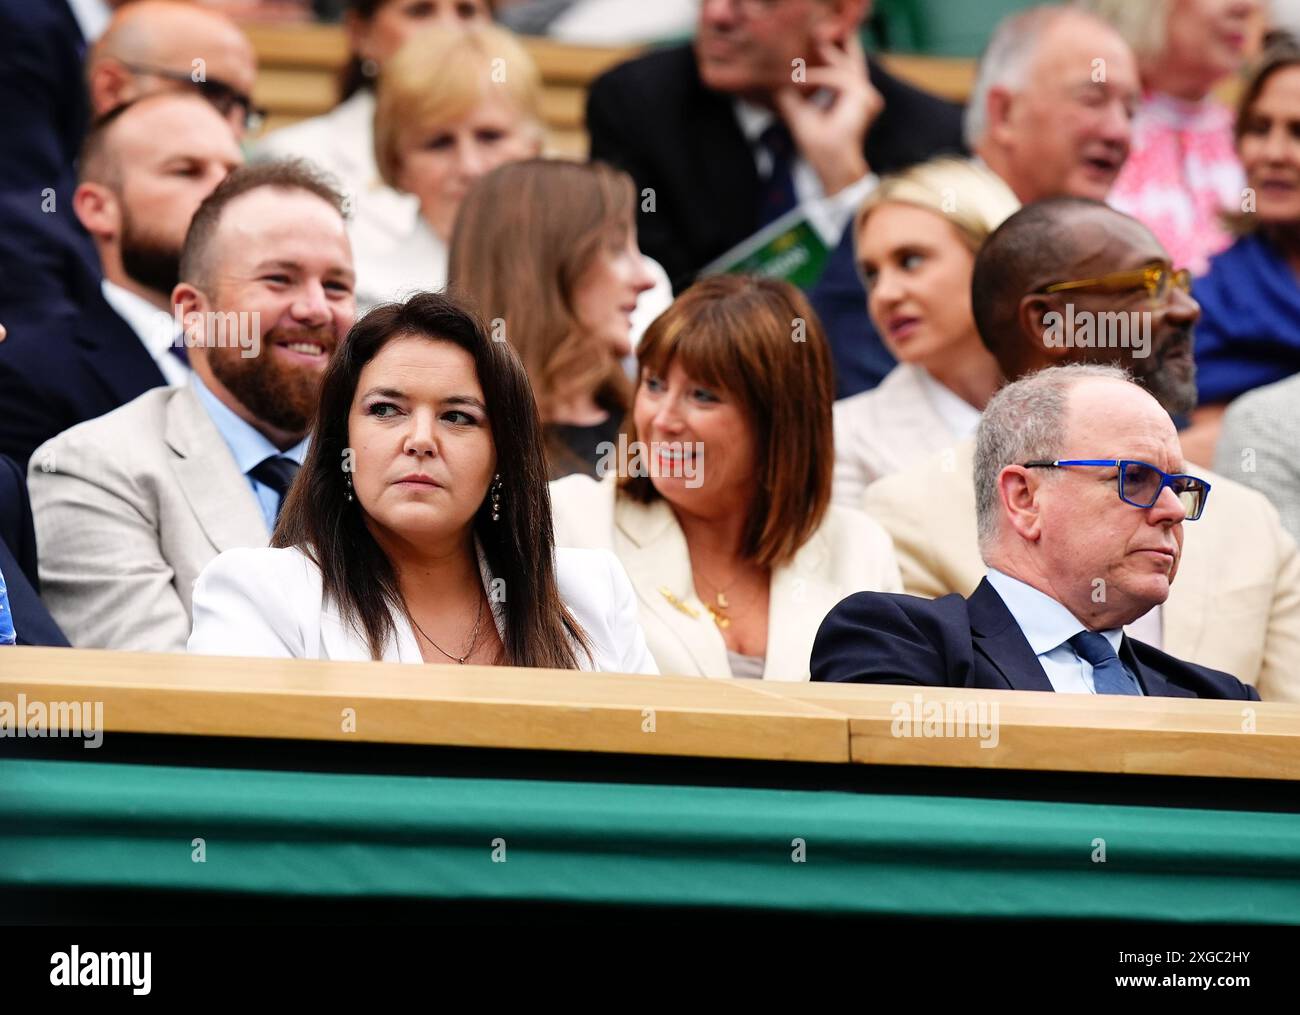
[
  {"x1": 756, "y1": 122, "x2": 798, "y2": 226},
  {"x1": 249, "y1": 455, "x2": 301, "y2": 523},
  {"x1": 1068, "y1": 631, "x2": 1141, "y2": 696}
]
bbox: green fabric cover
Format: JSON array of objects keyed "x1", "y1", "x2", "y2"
[{"x1": 3, "y1": 759, "x2": 1298, "y2": 921}]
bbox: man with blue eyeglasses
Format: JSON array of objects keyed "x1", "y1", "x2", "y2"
[
  {"x1": 813, "y1": 365, "x2": 1257, "y2": 700},
  {"x1": 861, "y1": 198, "x2": 1300, "y2": 702}
]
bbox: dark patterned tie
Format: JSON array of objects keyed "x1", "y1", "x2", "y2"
[
  {"x1": 248, "y1": 455, "x2": 301, "y2": 523},
  {"x1": 1068, "y1": 631, "x2": 1142, "y2": 696},
  {"x1": 756, "y1": 121, "x2": 798, "y2": 227}
]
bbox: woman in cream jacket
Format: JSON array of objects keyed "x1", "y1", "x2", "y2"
[{"x1": 550, "y1": 275, "x2": 902, "y2": 681}]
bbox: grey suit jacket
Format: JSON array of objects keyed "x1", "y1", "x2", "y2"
[
  {"x1": 1216, "y1": 373, "x2": 1300, "y2": 546},
  {"x1": 29, "y1": 384, "x2": 269, "y2": 652}
]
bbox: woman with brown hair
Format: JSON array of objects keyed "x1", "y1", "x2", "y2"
[
  {"x1": 187, "y1": 292, "x2": 655, "y2": 672},
  {"x1": 448, "y1": 158, "x2": 662, "y2": 479},
  {"x1": 548, "y1": 275, "x2": 902, "y2": 680}
]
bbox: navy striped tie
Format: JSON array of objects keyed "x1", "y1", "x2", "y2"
[{"x1": 1068, "y1": 631, "x2": 1141, "y2": 696}]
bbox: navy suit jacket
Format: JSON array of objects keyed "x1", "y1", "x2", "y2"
[
  {"x1": 811, "y1": 578, "x2": 1260, "y2": 701},
  {"x1": 0, "y1": 454, "x2": 69, "y2": 647},
  {"x1": 587, "y1": 45, "x2": 962, "y2": 397},
  {"x1": 0, "y1": 0, "x2": 99, "y2": 317},
  {"x1": 0, "y1": 279, "x2": 166, "y2": 467}
]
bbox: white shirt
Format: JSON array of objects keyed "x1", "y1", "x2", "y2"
[
  {"x1": 100, "y1": 280, "x2": 190, "y2": 387},
  {"x1": 913, "y1": 367, "x2": 981, "y2": 439},
  {"x1": 984, "y1": 568, "x2": 1144, "y2": 695},
  {"x1": 65, "y1": 0, "x2": 111, "y2": 43},
  {"x1": 732, "y1": 98, "x2": 876, "y2": 246}
]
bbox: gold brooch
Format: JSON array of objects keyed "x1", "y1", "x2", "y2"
[{"x1": 658, "y1": 586, "x2": 700, "y2": 619}]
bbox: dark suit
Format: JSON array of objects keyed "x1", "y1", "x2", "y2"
[
  {"x1": 587, "y1": 44, "x2": 964, "y2": 396},
  {"x1": 0, "y1": 454, "x2": 68, "y2": 647},
  {"x1": 0, "y1": 282, "x2": 167, "y2": 467},
  {"x1": 811, "y1": 578, "x2": 1259, "y2": 701},
  {"x1": 0, "y1": 0, "x2": 99, "y2": 319}
]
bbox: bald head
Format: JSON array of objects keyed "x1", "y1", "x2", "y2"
[
  {"x1": 89, "y1": 1, "x2": 256, "y2": 136},
  {"x1": 73, "y1": 91, "x2": 243, "y2": 302},
  {"x1": 971, "y1": 199, "x2": 1201, "y2": 417}
]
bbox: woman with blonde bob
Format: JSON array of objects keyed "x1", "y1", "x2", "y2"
[
  {"x1": 549, "y1": 274, "x2": 902, "y2": 680},
  {"x1": 449, "y1": 159, "x2": 659, "y2": 479},
  {"x1": 354, "y1": 22, "x2": 545, "y2": 309},
  {"x1": 832, "y1": 158, "x2": 1019, "y2": 507}
]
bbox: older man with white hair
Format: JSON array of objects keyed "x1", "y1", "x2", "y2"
[
  {"x1": 968, "y1": 4, "x2": 1140, "y2": 203},
  {"x1": 812, "y1": 364, "x2": 1257, "y2": 700}
]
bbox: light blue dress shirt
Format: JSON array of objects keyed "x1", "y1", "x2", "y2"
[
  {"x1": 190, "y1": 373, "x2": 309, "y2": 534},
  {"x1": 984, "y1": 569, "x2": 1143, "y2": 695}
]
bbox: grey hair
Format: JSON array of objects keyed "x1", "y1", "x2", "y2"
[
  {"x1": 965, "y1": 5, "x2": 1070, "y2": 149},
  {"x1": 974, "y1": 363, "x2": 1132, "y2": 553}
]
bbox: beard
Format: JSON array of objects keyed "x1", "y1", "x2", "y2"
[
  {"x1": 119, "y1": 205, "x2": 181, "y2": 297},
  {"x1": 207, "y1": 322, "x2": 338, "y2": 437},
  {"x1": 1133, "y1": 328, "x2": 1198, "y2": 417}
]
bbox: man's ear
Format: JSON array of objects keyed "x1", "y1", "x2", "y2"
[
  {"x1": 1018, "y1": 292, "x2": 1071, "y2": 364},
  {"x1": 72, "y1": 182, "x2": 119, "y2": 239},
  {"x1": 998, "y1": 464, "x2": 1044, "y2": 544},
  {"x1": 88, "y1": 58, "x2": 135, "y2": 117},
  {"x1": 984, "y1": 86, "x2": 1016, "y2": 147}
]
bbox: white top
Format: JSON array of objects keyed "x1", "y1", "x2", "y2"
[
  {"x1": 66, "y1": 0, "x2": 111, "y2": 42},
  {"x1": 913, "y1": 367, "x2": 981, "y2": 439},
  {"x1": 832, "y1": 363, "x2": 972, "y2": 508},
  {"x1": 188, "y1": 542, "x2": 658, "y2": 674},
  {"x1": 100, "y1": 280, "x2": 190, "y2": 387},
  {"x1": 984, "y1": 568, "x2": 1142, "y2": 695}
]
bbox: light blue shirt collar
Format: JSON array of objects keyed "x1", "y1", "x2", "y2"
[
  {"x1": 984, "y1": 568, "x2": 1124, "y2": 657},
  {"x1": 190, "y1": 372, "x2": 309, "y2": 475}
]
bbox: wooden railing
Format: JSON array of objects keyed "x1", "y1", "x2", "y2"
[{"x1": 3, "y1": 646, "x2": 1297, "y2": 780}]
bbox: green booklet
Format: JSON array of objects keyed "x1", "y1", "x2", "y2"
[{"x1": 699, "y1": 202, "x2": 833, "y2": 290}]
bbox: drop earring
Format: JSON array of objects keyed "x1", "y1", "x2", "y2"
[
  {"x1": 344, "y1": 472, "x2": 355, "y2": 503},
  {"x1": 490, "y1": 473, "x2": 502, "y2": 522}
]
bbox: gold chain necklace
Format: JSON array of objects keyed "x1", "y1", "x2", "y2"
[
  {"x1": 692, "y1": 569, "x2": 746, "y2": 630},
  {"x1": 408, "y1": 593, "x2": 484, "y2": 664}
]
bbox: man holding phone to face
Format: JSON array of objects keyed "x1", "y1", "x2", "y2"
[{"x1": 587, "y1": 0, "x2": 964, "y2": 392}]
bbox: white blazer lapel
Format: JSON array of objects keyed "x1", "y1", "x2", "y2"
[
  {"x1": 616, "y1": 497, "x2": 732, "y2": 678},
  {"x1": 165, "y1": 386, "x2": 270, "y2": 553},
  {"x1": 763, "y1": 530, "x2": 836, "y2": 681}
]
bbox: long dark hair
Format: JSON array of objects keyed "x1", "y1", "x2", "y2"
[{"x1": 274, "y1": 291, "x2": 592, "y2": 667}]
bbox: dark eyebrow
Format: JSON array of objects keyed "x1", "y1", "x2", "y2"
[
  {"x1": 445, "y1": 395, "x2": 487, "y2": 412},
  {"x1": 361, "y1": 386, "x2": 406, "y2": 400}
]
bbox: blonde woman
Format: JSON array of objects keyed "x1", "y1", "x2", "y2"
[
  {"x1": 256, "y1": 2, "x2": 492, "y2": 267},
  {"x1": 831, "y1": 158, "x2": 1020, "y2": 508},
  {"x1": 356, "y1": 22, "x2": 545, "y2": 310},
  {"x1": 1080, "y1": 0, "x2": 1261, "y2": 275}
]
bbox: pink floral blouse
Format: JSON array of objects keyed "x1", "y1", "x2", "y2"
[{"x1": 1107, "y1": 91, "x2": 1244, "y2": 277}]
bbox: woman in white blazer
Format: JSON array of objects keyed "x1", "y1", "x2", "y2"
[
  {"x1": 550, "y1": 276, "x2": 903, "y2": 681},
  {"x1": 832, "y1": 159, "x2": 1021, "y2": 508},
  {"x1": 189, "y1": 292, "x2": 656, "y2": 675}
]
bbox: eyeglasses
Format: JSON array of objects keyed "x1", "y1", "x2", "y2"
[
  {"x1": 1038, "y1": 264, "x2": 1192, "y2": 303},
  {"x1": 1021, "y1": 459, "x2": 1211, "y2": 520},
  {"x1": 122, "y1": 63, "x2": 266, "y2": 132}
]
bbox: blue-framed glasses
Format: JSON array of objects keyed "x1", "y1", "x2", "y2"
[{"x1": 1022, "y1": 459, "x2": 1211, "y2": 520}]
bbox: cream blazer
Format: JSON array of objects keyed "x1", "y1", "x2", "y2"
[
  {"x1": 832, "y1": 363, "x2": 969, "y2": 507},
  {"x1": 863, "y1": 438, "x2": 1300, "y2": 702},
  {"x1": 549, "y1": 474, "x2": 903, "y2": 680},
  {"x1": 29, "y1": 385, "x2": 270, "y2": 653},
  {"x1": 188, "y1": 543, "x2": 658, "y2": 674}
]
